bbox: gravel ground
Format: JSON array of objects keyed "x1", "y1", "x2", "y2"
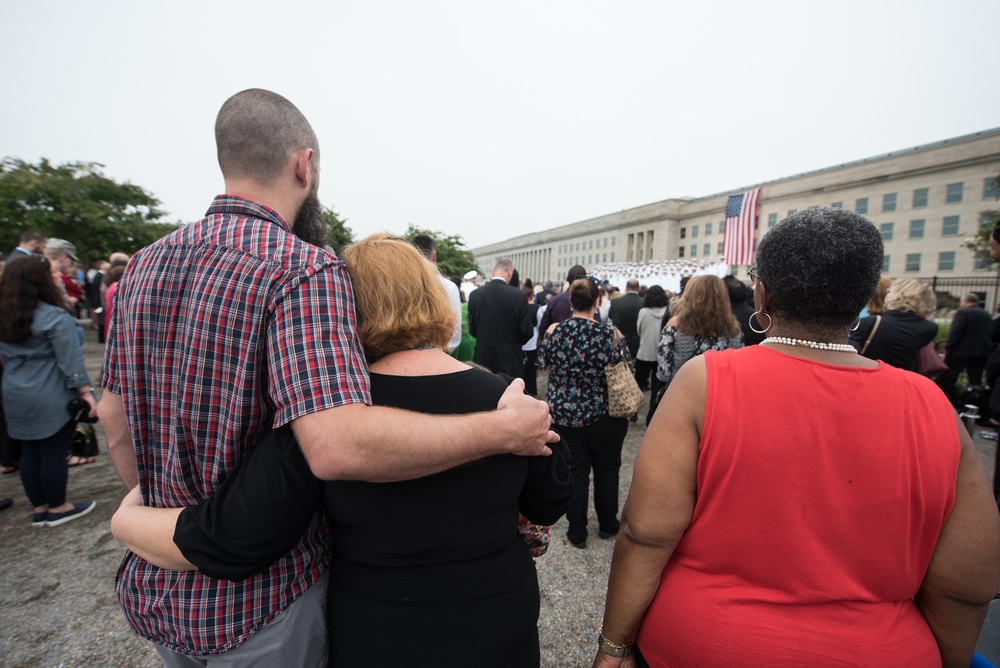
[{"x1": 0, "y1": 327, "x2": 647, "y2": 667}]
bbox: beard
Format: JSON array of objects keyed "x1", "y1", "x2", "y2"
[{"x1": 292, "y1": 189, "x2": 329, "y2": 249}]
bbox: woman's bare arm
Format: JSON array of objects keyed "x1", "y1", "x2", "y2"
[{"x1": 915, "y1": 415, "x2": 1000, "y2": 667}]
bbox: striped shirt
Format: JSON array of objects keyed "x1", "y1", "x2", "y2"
[{"x1": 103, "y1": 195, "x2": 370, "y2": 654}]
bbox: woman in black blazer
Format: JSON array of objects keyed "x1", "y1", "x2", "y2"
[{"x1": 850, "y1": 278, "x2": 939, "y2": 372}]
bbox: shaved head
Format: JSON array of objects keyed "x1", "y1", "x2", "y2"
[{"x1": 215, "y1": 88, "x2": 319, "y2": 184}]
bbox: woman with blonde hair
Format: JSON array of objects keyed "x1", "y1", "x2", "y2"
[
  {"x1": 850, "y1": 277, "x2": 939, "y2": 371},
  {"x1": 111, "y1": 233, "x2": 572, "y2": 667},
  {"x1": 653, "y1": 275, "x2": 743, "y2": 405},
  {"x1": 862, "y1": 276, "x2": 893, "y2": 317}
]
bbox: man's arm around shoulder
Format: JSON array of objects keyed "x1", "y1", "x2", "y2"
[{"x1": 293, "y1": 379, "x2": 558, "y2": 482}]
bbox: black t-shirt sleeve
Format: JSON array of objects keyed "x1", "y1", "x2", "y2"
[
  {"x1": 518, "y1": 435, "x2": 572, "y2": 526},
  {"x1": 173, "y1": 425, "x2": 323, "y2": 581}
]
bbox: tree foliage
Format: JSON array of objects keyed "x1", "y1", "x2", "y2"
[
  {"x1": 403, "y1": 223, "x2": 477, "y2": 278},
  {"x1": 322, "y1": 205, "x2": 355, "y2": 256},
  {"x1": 0, "y1": 158, "x2": 180, "y2": 263},
  {"x1": 963, "y1": 173, "x2": 1000, "y2": 268}
]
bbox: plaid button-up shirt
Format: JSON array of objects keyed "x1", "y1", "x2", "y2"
[{"x1": 103, "y1": 195, "x2": 370, "y2": 654}]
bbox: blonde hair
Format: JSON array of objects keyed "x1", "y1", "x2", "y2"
[
  {"x1": 884, "y1": 278, "x2": 936, "y2": 318},
  {"x1": 342, "y1": 233, "x2": 456, "y2": 363},
  {"x1": 676, "y1": 275, "x2": 741, "y2": 339},
  {"x1": 866, "y1": 277, "x2": 893, "y2": 316}
]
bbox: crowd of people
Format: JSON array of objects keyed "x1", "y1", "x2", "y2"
[{"x1": 3, "y1": 88, "x2": 1000, "y2": 667}]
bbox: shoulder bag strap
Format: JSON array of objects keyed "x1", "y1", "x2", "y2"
[{"x1": 860, "y1": 315, "x2": 882, "y2": 355}]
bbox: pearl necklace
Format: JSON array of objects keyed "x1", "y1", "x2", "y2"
[{"x1": 762, "y1": 337, "x2": 856, "y2": 353}]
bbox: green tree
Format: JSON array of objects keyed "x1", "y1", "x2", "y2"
[
  {"x1": 403, "y1": 224, "x2": 477, "y2": 278},
  {"x1": 322, "y1": 205, "x2": 354, "y2": 256},
  {"x1": 0, "y1": 158, "x2": 180, "y2": 263},
  {"x1": 963, "y1": 173, "x2": 1000, "y2": 268}
]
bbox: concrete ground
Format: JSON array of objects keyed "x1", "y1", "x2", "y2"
[{"x1": 1, "y1": 324, "x2": 998, "y2": 666}]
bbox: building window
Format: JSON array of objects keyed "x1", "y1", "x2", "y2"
[
  {"x1": 705, "y1": 223, "x2": 713, "y2": 236},
  {"x1": 604, "y1": 238, "x2": 608, "y2": 247},
  {"x1": 768, "y1": 212, "x2": 778, "y2": 227},
  {"x1": 680, "y1": 227, "x2": 686, "y2": 239},
  {"x1": 703, "y1": 243, "x2": 710, "y2": 256},
  {"x1": 610, "y1": 251, "x2": 615, "y2": 261},
  {"x1": 909, "y1": 219, "x2": 924, "y2": 239},
  {"x1": 589, "y1": 240, "x2": 594, "y2": 249},
  {"x1": 612, "y1": 237, "x2": 616, "y2": 246},
  {"x1": 942, "y1": 215, "x2": 960, "y2": 236},
  {"x1": 831, "y1": 201, "x2": 843, "y2": 209},
  {"x1": 938, "y1": 251, "x2": 956, "y2": 271},
  {"x1": 946, "y1": 182, "x2": 963, "y2": 203},
  {"x1": 856, "y1": 198, "x2": 868, "y2": 214},
  {"x1": 905, "y1": 253, "x2": 920, "y2": 272},
  {"x1": 730, "y1": 264, "x2": 738, "y2": 275},
  {"x1": 975, "y1": 251, "x2": 992, "y2": 270},
  {"x1": 883, "y1": 193, "x2": 896, "y2": 212},
  {"x1": 880, "y1": 223, "x2": 893, "y2": 240},
  {"x1": 788, "y1": 209, "x2": 797, "y2": 217},
  {"x1": 882, "y1": 255, "x2": 890, "y2": 273},
  {"x1": 719, "y1": 220, "x2": 726, "y2": 234},
  {"x1": 678, "y1": 246, "x2": 685, "y2": 258},
  {"x1": 985, "y1": 178, "x2": 999, "y2": 199},
  {"x1": 717, "y1": 242, "x2": 724, "y2": 254},
  {"x1": 603, "y1": 253, "x2": 607, "y2": 262},
  {"x1": 692, "y1": 225, "x2": 699, "y2": 238},
  {"x1": 913, "y1": 188, "x2": 928, "y2": 208},
  {"x1": 691, "y1": 245, "x2": 697, "y2": 257}
]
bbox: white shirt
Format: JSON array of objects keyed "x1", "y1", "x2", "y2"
[{"x1": 439, "y1": 275, "x2": 462, "y2": 353}]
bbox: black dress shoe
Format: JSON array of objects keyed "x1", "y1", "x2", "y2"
[{"x1": 598, "y1": 528, "x2": 619, "y2": 539}]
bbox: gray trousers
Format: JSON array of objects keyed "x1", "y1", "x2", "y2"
[{"x1": 155, "y1": 572, "x2": 328, "y2": 668}]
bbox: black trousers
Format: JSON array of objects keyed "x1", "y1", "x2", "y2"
[
  {"x1": 937, "y1": 355, "x2": 987, "y2": 405},
  {"x1": 634, "y1": 359, "x2": 656, "y2": 392},
  {"x1": 555, "y1": 415, "x2": 628, "y2": 544},
  {"x1": 522, "y1": 349, "x2": 538, "y2": 397}
]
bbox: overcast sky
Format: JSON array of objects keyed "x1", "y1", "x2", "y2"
[{"x1": 3, "y1": 1, "x2": 998, "y2": 250}]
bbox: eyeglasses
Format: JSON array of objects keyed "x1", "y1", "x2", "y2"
[{"x1": 747, "y1": 265, "x2": 761, "y2": 283}]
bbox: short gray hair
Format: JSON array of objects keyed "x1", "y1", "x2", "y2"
[
  {"x1": 493, "y1": 257, "x2": 514, "y2": 273},
  {"x1": 215, "y1": 89, "x2": 319, "y2": 184}
]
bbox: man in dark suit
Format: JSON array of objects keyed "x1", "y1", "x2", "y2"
[
  {"x1": 468, "y1": 257, "x2": 534, "y2": 377},
  {"x1": 938, "y1": 293, "x2": 994, "y2": 405},
  {"x1": 607, "y1": 278, "x2": 643, "y2": 360},
  {"x1": 6, "y1": 230, "x2": 47, "y2": 263},
  {"x1": 724, "y1": 275, "x2": 764, "y2": 346}
]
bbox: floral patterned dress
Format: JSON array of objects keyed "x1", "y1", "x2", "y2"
[
  {"x1": 656, "y1": 326, "x2": 743, "y2": 385},
  {"x1": 538, "y1": 317, "x2": 631, "y2": 428}
]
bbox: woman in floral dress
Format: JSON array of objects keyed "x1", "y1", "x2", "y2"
[{"x1": 539, "y1": 277, "x2": 631, "y2": 549}]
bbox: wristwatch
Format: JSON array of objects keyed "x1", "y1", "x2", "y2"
[{"x1": 597, "y1": 629, "x2": 634, "y2": 658}]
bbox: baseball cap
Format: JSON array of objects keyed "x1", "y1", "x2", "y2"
[{"x1": 46, "y1": 238, "x2": 79, "y2": 262}]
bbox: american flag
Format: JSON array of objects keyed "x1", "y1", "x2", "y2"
[{"x1": 722, "y1": 188, "x2": 760, "y2": 266}]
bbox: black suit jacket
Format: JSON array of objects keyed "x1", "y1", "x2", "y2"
[
  {"x1": 849, "y1": 310, "x2": 939, "y2": 371},
  {"x1": 944, "y1": 306, "x2": 993, "y2": 360},
  {"x1": 468, "y1": 279, "x2": 534, "y2": 376},
  {"x1": 5, "y1": 248, "x2": 31, "y2": 262},
  {"x1": 607, "y1": 292, "x2": 643, "y2": 357}
]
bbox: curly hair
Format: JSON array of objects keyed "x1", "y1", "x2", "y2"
[
  {"x1": 0, "y1": 255, "x2": 72, "y2": 342},
  {"x1": 643, "y1": 285, "x2": 669, "y2": 309},
  {"x1": 675, "y1": 275, "x2": 741, "y2": 338},
  {"x1": 755, "y1": 208, "x2": 883, "y2": 329},
  {"x1": 884, "y1": 278, "x2": 936, "y2": 318}
]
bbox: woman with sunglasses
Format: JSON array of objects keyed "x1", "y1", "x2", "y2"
[{"x1": 594, "y1": 209, "x2": 999, "y2": 667}]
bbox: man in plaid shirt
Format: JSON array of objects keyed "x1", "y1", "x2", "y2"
[{"x1": 98, "y1": 89, "x2": 556, "y2": 666}]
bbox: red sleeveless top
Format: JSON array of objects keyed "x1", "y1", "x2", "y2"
[{"x1": 636, "y1": 345, "x2": 958, "y2": 666}]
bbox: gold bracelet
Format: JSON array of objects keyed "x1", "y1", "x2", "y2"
[{"x1": 597, "y1": 628, "x2": 634, "y2": 658}]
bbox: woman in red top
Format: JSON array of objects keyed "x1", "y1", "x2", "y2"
[{"x1": 594, "y1": 208, "x2": 1000, "y2": 667}]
